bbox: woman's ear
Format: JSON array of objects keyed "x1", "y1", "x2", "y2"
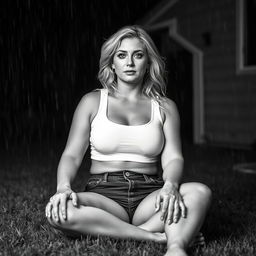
[{"x1": 111, "y1": 64, "x2": 115, "y2": 70}]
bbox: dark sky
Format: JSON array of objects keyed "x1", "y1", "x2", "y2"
[{"x1": 0, "y1": 0, "x2": 159, "y2": 144}]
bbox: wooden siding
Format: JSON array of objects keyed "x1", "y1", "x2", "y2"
[{"x1": 149, "y1": 0, "x2": 256, "y2": 147}]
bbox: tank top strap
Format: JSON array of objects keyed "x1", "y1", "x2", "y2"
[
  {"x1": 152, "y1": 100, "x2": 163, "y2": 124},
  {"x1": 96, "y1": 89, "x2": 108, "y2": 117}
]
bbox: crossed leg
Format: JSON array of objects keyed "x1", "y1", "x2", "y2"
[
  {"x1": 132, "y1": 182, "x2": 212, "y2": 256},
  {"x1": 47, "y1": 191, "x2": 166, "y2": 243},
  {"x1": 47, "y1": 182, "x2": 211, "y2": 255}
]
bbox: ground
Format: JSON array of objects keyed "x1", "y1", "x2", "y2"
[{"x1": 0, "y1": 140, "x2": 256, "y2": 255}]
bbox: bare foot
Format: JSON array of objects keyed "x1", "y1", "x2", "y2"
[
  {"x1": 189, "y1": 232, "x2": 205, "y2": 247},
  {"x1": 164, "y1": 244, "x2": 187, "y2": 256},
  {"x1": 153, "y1": 232, "x2": 167, "y2": 243}
]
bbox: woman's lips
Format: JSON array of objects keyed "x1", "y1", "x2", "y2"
[{"x1": 124, "y1": 70, "x2": 136, "y2": 75}]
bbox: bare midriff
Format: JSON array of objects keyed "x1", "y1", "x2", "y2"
[{"x1": 90, "y1": 159, "x2": 158, "y2": 175}]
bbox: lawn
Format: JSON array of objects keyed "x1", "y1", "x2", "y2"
[{"x1": 1, "y1": 141, "x2": 256, "y2": 255}]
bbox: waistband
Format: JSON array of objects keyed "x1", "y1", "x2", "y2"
[{"x1": 89, "y1": 170, "x2": 159, "y2": 182}]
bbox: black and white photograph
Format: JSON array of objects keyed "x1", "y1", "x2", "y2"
[{"x1": 1, "y1": 0, "x2": 256, "y2": 255}]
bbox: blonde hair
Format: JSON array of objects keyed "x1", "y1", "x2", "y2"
[{"x1": 97, "y1": 25, "x2": 167, "y2": 102}]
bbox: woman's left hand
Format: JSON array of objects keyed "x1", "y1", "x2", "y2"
[{"x1": 155, "y1": 181, "x2": 186, "y2": 224}]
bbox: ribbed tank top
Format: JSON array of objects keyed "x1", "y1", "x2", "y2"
[{"x1": 90, "y1": 89, "x2": 165, "y2": 163}]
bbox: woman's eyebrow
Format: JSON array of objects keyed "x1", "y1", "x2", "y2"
[{"x1": 116, "y1": 49, "x2": 144, "y2": 53}]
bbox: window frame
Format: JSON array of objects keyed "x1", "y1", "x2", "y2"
[{"x1": 236, "y1": 0, "x2": 256, "y2": 74}]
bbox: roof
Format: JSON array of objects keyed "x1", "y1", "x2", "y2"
[{"x1": 137, "y1": 0, "x2": 179, "y2": 26}]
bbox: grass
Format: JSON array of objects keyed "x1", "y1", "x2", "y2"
[{"x1": 1, "y1": 140, "x2": 256, "y2": 255}]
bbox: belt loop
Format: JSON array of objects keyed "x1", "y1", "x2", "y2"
[{"x1": 103, "y1": 172, "x2": 108, "y2": 182}]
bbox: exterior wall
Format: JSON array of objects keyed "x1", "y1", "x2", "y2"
[{"x1": 151, "y1": 0, "x2": 256, "y2": 147}]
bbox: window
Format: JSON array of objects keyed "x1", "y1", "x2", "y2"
[{"x1": 236, "y1": 0, "x2": 256, "y2": 73}]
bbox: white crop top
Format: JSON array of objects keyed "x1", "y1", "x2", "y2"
[{"x1": 89, "y1": 89, "x2": 165, "y2": 163}]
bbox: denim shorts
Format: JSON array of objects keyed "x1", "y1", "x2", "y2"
[{"x1": 85, "y1": 170, "x2": 164, "y2": 222}]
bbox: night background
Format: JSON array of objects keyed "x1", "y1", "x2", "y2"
[
  {"x1": 1, "y1": 1, "x2": 256, "y2": 255},
  {"x1": 1, "y1": 0, "x2": 158, "y2": 150}
]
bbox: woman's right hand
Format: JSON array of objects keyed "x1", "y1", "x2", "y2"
[{"x1": 45, "y1": 188, "x2": 78, "y2": 222}]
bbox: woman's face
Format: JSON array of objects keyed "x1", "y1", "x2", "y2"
[{"x1": 112, "y1": 37, "x2": 148, "y2": 86}]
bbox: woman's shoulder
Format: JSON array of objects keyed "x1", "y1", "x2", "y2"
[
  {"x1": 160, "y1": 97, "x2": 177, "y2": 110},
  {"x1": 81, "y1": 89, "x2": 101, "y2": 104},
  {"x1": 75, "y1": 89, "x2": 102, "y2": 117},
  {"x1": 79, "y1": 89, "x2": 105, "y2": 108},
  {"x1": 159, "y1": 97, "x2": 180, "y2": 123}
]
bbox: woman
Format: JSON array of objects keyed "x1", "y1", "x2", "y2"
[{"x1": 45, "y1": 25, "x2": 211, "y2": 256}]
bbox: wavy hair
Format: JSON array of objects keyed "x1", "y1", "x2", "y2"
[{"x1": 97, "y1": 25, "x2": 167, "y2": 102}]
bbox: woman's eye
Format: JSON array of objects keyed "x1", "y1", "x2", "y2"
[
  {"x1": 135, "y1": 53, "x2": 144, "y2": 59},
  {"x1": 117, "y1": 53, "x2": 126, "y2": 59}
]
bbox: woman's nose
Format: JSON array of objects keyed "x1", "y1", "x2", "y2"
[{"x1": 127, "y1": 56, "x2": 134, "y2": 66}]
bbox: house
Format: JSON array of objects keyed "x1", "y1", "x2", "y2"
[{"x1": 138, "y1": 0, "x2": 256, "y2": 149}]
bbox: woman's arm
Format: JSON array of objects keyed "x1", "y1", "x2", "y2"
[
  {"x1": 57, "y1": 92, "x2": 98, "y2": 190},
  {"x1": 46, "y1": 91, "x2": 100, "y2": 221},
  {"x1": 161, "y1": 98, "x2": 184, "y2": 188},
  {"x1": 155, "y1": 98, "x2": 186, "y2": 224}
]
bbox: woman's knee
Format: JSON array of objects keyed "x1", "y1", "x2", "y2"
[
  {"x1": 46, "y1": 200, "x2": 77, "y2": 230},
  {"x1": 183, "y1": 182, "x2": 212, "y2": 206},
  {"x1": 193, "y1": 183, "x2": 212, "y2": 209},
  {"x1": 195, "y1": 183, "x2": 212, "y2": 200}
]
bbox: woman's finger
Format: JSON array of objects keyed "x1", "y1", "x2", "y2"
[
  {"x1": 60, "y1": 194, "x2": 68, "y2": 220},
  {"x1": 173, "y1": 199, "x2": 180, "y2": 223},
  {"x1": 45, "y1": 202, "x2": 53, "y2": 218},
  {"x1": 166, "y1": 195, "x2": 175, "y2": 224},
  {"x1": 70, "y1": 192, "x2": 78, "y2": 207},
  {"x1": 155, "y1": 194, "x2": 161, "y2": 212},
  {"x1": 52, "y1": 196, "x2": 61, "y2": 222},
  {"x1": 45, "y1": 203, "x2": 48, "y2": 217},
  {"x1": 161, "y1": 195, "x2": 170, "y2": 221},
  {"x1": 179, "y1": 198, "x2": 186, "y2": 218}
]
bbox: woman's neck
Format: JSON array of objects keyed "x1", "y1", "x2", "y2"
[{"x1": 115, "y1": 82, "x2": 143, "y2": 101}]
